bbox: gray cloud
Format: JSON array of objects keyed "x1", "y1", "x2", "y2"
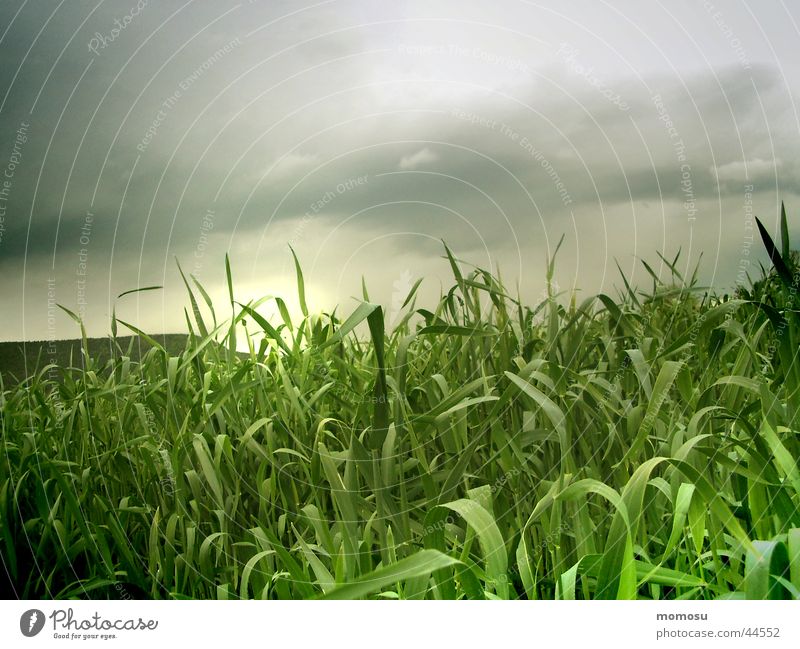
[{"x1": 1, "y1": 0, "x2": 800, "y2": 339}]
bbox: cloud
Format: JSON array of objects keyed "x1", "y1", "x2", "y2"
[
  {"x1": 2, "y1": 0, "x2": 800, "y2": 340},
  {"x1": 398, "y1": 147, "x2": 438, "y2": 170},
  {"x1": 712, "y1": 158, "x2": 780, "y2": 183},
  {"x1": 268, "y1": 153, "x2": 320, "y2": 181}
]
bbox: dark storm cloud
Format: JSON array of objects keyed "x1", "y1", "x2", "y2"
[{"x1": 1, "y1": 0, "x2": 800, "y2": 339}]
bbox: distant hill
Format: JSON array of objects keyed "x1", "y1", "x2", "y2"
[{"x1": 0, "y1": 334, "x2": 190, "y2": 386}]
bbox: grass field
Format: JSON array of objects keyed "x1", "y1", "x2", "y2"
[
  {"x1": 1, "y1": 213, "x2": 799, "y2": 600},
  {"x1": 0, "y1": 335, "x2": 190, "y2": 388}
]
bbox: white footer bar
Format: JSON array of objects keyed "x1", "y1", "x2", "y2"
[{"x1": 1, "y1": 600, "x2": 797, "y2": 648}]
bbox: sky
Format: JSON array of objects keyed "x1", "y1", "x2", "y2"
[{"x1": 0, "y1": 0, "x2": 799, "y2": 340}]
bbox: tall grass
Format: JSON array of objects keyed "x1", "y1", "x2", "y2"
[{"x1": 1, "y1": 214, "x2": 799, "y2": 599}]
